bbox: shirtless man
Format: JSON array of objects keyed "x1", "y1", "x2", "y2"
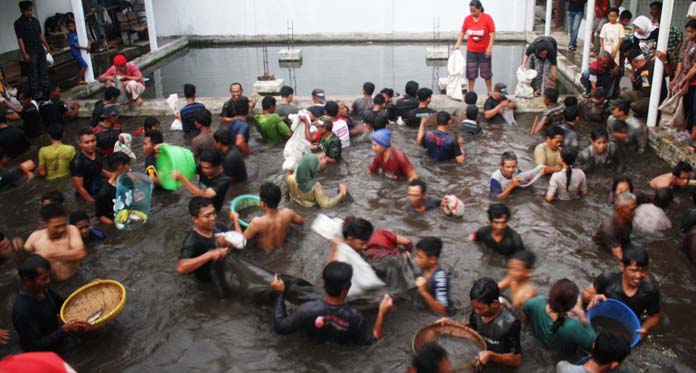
[
  {"x1": 24, "y1": 204, "x2": 86, "y2": 282},
  {"x1": 649, "y1": 161, "x2": 692, "y2": 191},
  {"x1": 230, "y1": 182, "x2": 303, "y2": 251},
  {"x1": 498, "y1": 250, "x2": 537, "y2": 309}
]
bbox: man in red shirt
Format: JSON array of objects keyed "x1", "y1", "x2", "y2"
[
  {"x1": 366, "y1": 129, "x2": 418, "y2": 181},
  {"x1": 98, "y1": 54, "x2": 146, "y2": 105},
  {"x1": 454, "y1": 0, "x2": 496, "y2": 95}
]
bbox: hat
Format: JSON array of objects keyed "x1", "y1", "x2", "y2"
[
  {"x1": 627, "y1": 49, "x2": 644, "y2": 63},
  {"x1": 316, "y1": 115, "x2": 333, "y2": 130},
  {"x1": 494, "y1": 83, "x2": 508, "y2": 95},
  {"x1": 371, "y1": 128, "x2": 392, "y2": 148},
  {"x1": 311, "y1": 88, "x2": 326, "y2": 102},
  {"x1": 113, "y1": 54, "x2": 127, "y2": 66},
  {"x1": 101, "y1": 104, "x2": 119, "y2": 118}
]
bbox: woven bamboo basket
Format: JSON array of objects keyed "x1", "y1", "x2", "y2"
[
  {"x1": 412, "y1": 323, "x2": 487, "y2": 372},
  {"x1": 60, "y1": 279, "x2": 126, "y2": 330}
]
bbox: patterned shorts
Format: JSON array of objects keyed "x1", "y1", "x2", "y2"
[{"x1": 466, "y1": 50, "x2": 493, "y2": 80}]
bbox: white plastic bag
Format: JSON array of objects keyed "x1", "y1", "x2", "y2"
[
  {"x1": 518, "y1": 165, "x2": 544, "y2": 188},
  {"x1": 166, "y1": 94, "x2": 183, "y2": 131},
  {"x1": 282, "y1": 110, "x2": 312, "y2": 171},
  {"x1": 442, "y1": 195, "x2": 465, "y2": 217},
  {"x1": 334, "y1": 243, "x2": 385, "y2": 297},
  {"x1": 446, "y1": 50, "x2": 466, "y2": 101},
  {"x1": 633, "y1": 203, "x2": 672, "y2": 233},
  {"x1": 114, "y1": 133, "x2": 136, "y2": 159},
  {"x1": 311, "y1": 214, "x2": 344, "y2": 240},
  {"x1": 221, "y1": 231, "x2": 247, "y2": 249},
  {"x1": 514, "y1": 67, "x2": 537, "y2": 98}
]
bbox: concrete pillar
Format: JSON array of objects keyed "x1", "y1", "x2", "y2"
[
  {"x1": 144, "y1": 0, "x2": 158, "y2": 51},
  {"x1": 581, "y1": 0, "x2": 596, "y2": 72},
  {"x1": 647, "y1": 0, "x2": 674, "y2": 128},
  {"x1": 70, "y1": 0, "x2": 95, "y2": 82},
  {"x1": 545, "y1": 0, "x2": 553, "y2": 36}
]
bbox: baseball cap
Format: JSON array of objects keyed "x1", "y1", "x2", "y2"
[
  {"x1": 494, "y1": 83, "x2": 508, "y2": 95},
  {"x1": 311, "y1": 88, "x2": 326, "y2": 102},
  {"x1": 101, "y1": 104, "x2": 119, "y2": 118},
  {"x1": 113, "y1": 54, "x2": 127, "y2": 66},
  {"x1": 316, "y1": 115, "x2": 332, "y2": 129},
  {"x1": 627, "y1": 49, "x2": 643, "y2": 63}
]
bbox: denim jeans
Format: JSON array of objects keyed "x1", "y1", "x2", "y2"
[{"x1": 567, "y1": 10, "x2": 583, "y2": 47}]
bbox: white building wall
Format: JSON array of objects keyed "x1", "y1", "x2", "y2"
[
  {"x1": 0, "y1": 0, "x2": 71, "y2": 54},
  {"x1": 152, "y1": 0, "x2": 536, "y2": 37}
]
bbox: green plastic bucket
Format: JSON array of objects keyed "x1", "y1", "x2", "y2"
[
  {"x1": 230, "y1": 195, "x2": 261, "y2": 228},
  {"x1": 156, "y1": 144, "x2": 196, "y2": 190}
]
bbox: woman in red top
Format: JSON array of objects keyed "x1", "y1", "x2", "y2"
[{"x1": 454, "y1": 0, "x2": 496, "y2": 95}]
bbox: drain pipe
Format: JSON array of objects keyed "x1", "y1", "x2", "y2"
[
  {"x1": 144, "y1": 0, "x2": 158, "y2": 51},
  {"x1": 581, "y1": 0, "x2": 596, "y2": 72},
  {"x1": 646, "y1": 0, "x2": 674, "y2": 128},
  {"x1": 545, "y1": 0, "x2": 553, "y2": 36},
  {"x1": 71, "y1": 0, "x2": 95, "y2": 82}
]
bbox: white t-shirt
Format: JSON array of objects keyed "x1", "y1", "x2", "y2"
[
  {"x1": 600, "y1": 22, "x2": 625, "y2": 64},
  {"x1": 332, "y1": 119, "x2": 350, "y2": 148},
  {"x1": 546, "y1": 168, "x2": 588, "y2": 200}
]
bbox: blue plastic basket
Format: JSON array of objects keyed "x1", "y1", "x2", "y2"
[{"x1": 588, "y1": 298, "x2": 641, "y2": 348}]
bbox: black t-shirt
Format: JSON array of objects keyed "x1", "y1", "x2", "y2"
[
  {"x1": 12, "y1": 287, "x2": 67, "y2": 352},
  {"x1": 198, "y1": 170, "x2": 231, "y2": 211},
  {"x1": 221, "y1": 96, "x2": 250, "y2": 118},
  {"x1": 484, "y1": 97, "x2": 505, "y2": 123},
  {"x1": 526, "y1": 36, "x2": 558, "y2": 65},
  {"x1": 395, "y1": 96, "x2": 419, "y2": 118},
  {"x1": 566, "y1": 0, "x2": 587, "y2": 12},
  {"x1": 592, "y1": 215, "x2": 632, "y2": 251},
  {"x1": 469, "y1": 308, "x2": 522, "y2": 355},
  {"x1": 20, "y1": 102, "x2": 43, "y2": 138},
  {"x1": 90, "y1": 100, "x2": 105, "y2": 127},
  {"x1": 273, "y1": 292, "x2": 375, "y2": 345},
  {"x1": 307, "y1": 105, "x2": 326, "y2": 119},
  {"x1": 0, "y1": 126, "x2": 30, "y2": 158},
  {"x1": 406, "y1": 107, "x2": 435, "y2": 128},
  {"x1": 0, "y1": 167, "x2": 23, "y2": 189},
  {"x1": 95, "y1": 182, "x2": 116, "y2": 219},
  {"x1": 40, "y1": 98, "x2": 68, "y2": 127},
  {"x1": 179, "y1": 222, "x2": 229, "y2": 282},
  {"x1": 593, "y1": 270, "x2": 660, "y2": 318},
  {"x1": 632, "y1": 59, "x2": 666, "y2": 99},
  {"x1": 223, "y1": 148, "x2": 248, "y2": 183},
  {"x1": 474, "y1": 226, "x2": 525, "y2": 257},
  {"x1": 69, "y1": 151, "x2": 105, "y2": 196}
]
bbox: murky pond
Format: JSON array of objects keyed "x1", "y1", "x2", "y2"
[{"x1": 1, "y1": 112, "x2": 695, "y2": 372}]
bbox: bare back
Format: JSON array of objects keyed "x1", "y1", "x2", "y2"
[
  {"x1": 246, "y1": 208, "x2": 303, "y2": 251},
  {"x1": 25, "y1": 226, "x2": 84, "y2": 282}
]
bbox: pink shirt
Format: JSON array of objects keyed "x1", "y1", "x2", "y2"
[{"x1": 104, "y1": 63, "x2": 144, "y2": 85}]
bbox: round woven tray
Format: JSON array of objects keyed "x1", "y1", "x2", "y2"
[
  {"x1": 60, "y1": 279, "x2": 126, "y2": 330},
  {"x1": 412, "y1": 322, "x2": 487, "y2": 372}
]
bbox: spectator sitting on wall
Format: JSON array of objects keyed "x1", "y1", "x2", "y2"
[{"x1": 98, "y1": 54, "x2": 145, "y2": 106}]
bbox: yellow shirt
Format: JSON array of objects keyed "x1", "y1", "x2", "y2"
[
  {"x1": 38, "y1": 143, "x2": 76, "y2": 180},
  {"x1": 285, "y1": 174, "x2": 346, "y2": 208},
  {"x1": 534, "y1": 143, "x2": 562, "y2": 171}
]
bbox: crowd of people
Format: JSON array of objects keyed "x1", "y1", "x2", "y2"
[{"x1": 1, "y1": 0, "x2": 696, "y2": 371}]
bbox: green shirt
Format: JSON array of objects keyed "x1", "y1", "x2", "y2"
[
  {"x1": 320, "y1": 134, "x2": 342, "y2": 161},
  {"x1": 38, "y1": 143, "x2": 76, "y2": 180},
  {"x1": 522, "y1": 296, "x2": 596, "y2": 353},
  {"x1": 254, "y1": 113, "x2": 291, "y2": 145}
]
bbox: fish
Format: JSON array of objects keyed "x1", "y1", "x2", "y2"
[{"x1": 87, "y1": 307, "x2": 105, "y2": 324}]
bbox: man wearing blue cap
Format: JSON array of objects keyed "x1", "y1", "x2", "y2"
[{"x1": 367, "y1": 129, "x2": 418, "y2": 181}]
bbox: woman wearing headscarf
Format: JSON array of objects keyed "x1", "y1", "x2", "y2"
[
  {"x1": 631, "y1": 15, "x2": 659, "y2": 59},
  {"x1": 285, "y1": 152, "x2": 347, "y2": 208},
  {"x1": 522, "y1": 36, "x2": 558, "y2": 96}
]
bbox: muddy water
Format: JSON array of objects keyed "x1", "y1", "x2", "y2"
[{"x1": 1, "y1": 113, "x2": 695, "y2": 372}]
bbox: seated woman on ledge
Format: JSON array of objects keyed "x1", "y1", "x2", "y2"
[{"x1": 286, "y1": 152, "x2": 347, "y2": 208}]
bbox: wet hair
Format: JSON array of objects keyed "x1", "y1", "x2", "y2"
[
  {"x1": 608, "y1": 7, "x2": 620, "y2": 16},
  {"x1": 40, "y1": 203, "x2": 68, "y2": 221},
  {"x1": 620, "y1": 10, "x2": 633, "y2": 21},
  {"x1": 213, "y1": 129, "x2": 232, "y2": 146},
  {"x1": 261, "y1": 95, "x2": 276, "y2": 111},
  {"x1": 194, "y1": 109, "x2": 212, "y2": 127},
  {"x1": 323, "y1": 261, "x2": 353, "y2": 297},
  {"x1": 591, "y1": 128, "x2": 609, "y2": 142},
  {"x1": 469, "y1": 0, "x2": 484, "y2": 12},
  {"x1": 188, "y1": 196, "x2": 213, "y2": 216},
  {"x1": 501, "y1": 151, "x2": 517, "y2": 164},
  {"x1": 19, "y1": 1, "x2": 33, "y2": 11},
  {"x1": 380, "y1": 88, "x2": 394, "y2": 98},
  {"x1": 509, "y1": 250, "x2": 536, "y2": 269},
  {"x1": 373, "y1": 111, "x2": 389, "y2": 130},
  {"x1": 412, "y1": 342, "x2": 448, "y2": 373},
  {"x1": 233, "y1": 97, "x2": 250, "y2": 116},
  {"x1": 363, "y1": 82, "x2": 375, "y2": 95},
  {"x1": 144, "y1": 117, "x2": 160, "y2": 131},
  {"x1": 77, "y1": 127, "x2": 95, "y2": 139},
  {"x1": 592, "y1": 332, "x2": 631, "y2": 366},
  {"x1": 41, "y1": 190, "x2": 64, "y2": 205},
  {"x1": 373, "y1": 94, "x2": 386, "y2": 106},
  {"x1": 144, "y1": 130, "x2": 163, "y2": 145},
  {"x1": 650, "y1": 1, "x2": 662, "y2": 10},
  {"x1": 621, "y1": 246, "x2": 649, "y2": 268},
  {"x1": 469, "y1": 277, "x2": 499, "y2": 305},
  {"x1": 69, "y1": 210, "x2": 90, "y2": 225},
  {"x1": 47, "y1": 125, "x2": 64, "y2": 140},
  {"x1": 280, "y1": 85, "x2": 294, "y2": 98},
  {"x1": 465, "y1": 91, "x2": 478, "y2": 105},
  {"x1": 259, "y1": 182, "x2": 281, "y2": 209},
  {"x1": 436, "y1": 111, "x2": 451, "y2": 125},
  {"x1": 488, "y1": 203, "x2": 510, "y2": 221},
  {"x1": 687, "y1": 19, "x2": 696, "y2": 30},
  {"x1": 342, "y1": 217, "x2": 374, "y2": 241},
  {"x1": 611, "y1": 99, "x2": 630, "y2": 115},
  {"x1": 548, "y1": 278, "x2": 579, "y2": 333},
  {"x1": 466, "y1": 105, "x2": 479, "y2": 120},
  {"x1": 654, "y1": 188, "x2": 673, "y2": 209},
  {"x1": 108, "y1": 151, "x2": 131, "y2": 169},
  {"x1": 405, "y1": 81, "x2": 419, "y2": 96},
  {"x1": 563, "y1": 106, "x2": 579, "y2": 122},
  {"x1": 104, "y1": 87, "x2": 121, "y2": 101},
  {"x1": 545, "y1": 125, "x2": 564, "y2": 139},
  {"x1": 229, "y1": 82, "x2": 243, "y2": 91},
  {"x1": 544, "y1": 88, "x2": 559, "y2": 103},
  {"x1": 561, "y1": 147, "x2": 579, "y2": 191},
  {"x1": 564, "y1": 96, "x2": 578, "y2": 107},
  {"x1": 199, "y1": 149, "x2": 222, "y2": 167},
  {"x1": 325, "y1": 101, "x2": 339, "y2": 116},
  {"x1": 673, "y1": 161, "x2": 693, "y2": 176},
  {"x1": 611, "y1": 120, "x2": 629, "y2": 133},
  {"x1": 408, "y1": 178, "x2": 427, "y2": 194},
  {"x1": 417, "y1": 88, "x2": 433, "y2": 102},
  {"x1": 18, "y1": 254, "x2": 50, "y2": 281},
  {"x1": 417, "y1": 236, "x2": 443, "y2": 258},
  {"x1": 184, "y1": 83, "x2": 196, "y2": 99}
]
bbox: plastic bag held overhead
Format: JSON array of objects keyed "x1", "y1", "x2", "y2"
[
  {"x1": 167, "y1": 94, "x2": 183, "y2": 131},
  {"x1": 446, "y1": 50, "x2": 466, "y2": 101}
]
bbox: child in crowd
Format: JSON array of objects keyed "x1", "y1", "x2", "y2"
[
  {"x1": 414, "y1": 236, "x2": 450, "y2": 315},
  {"x1": 531, "y1": 88, "x2": 565, "y2": 134},
  {"x1": 559, "y1": 106, "x2": 580, "y2": 148},
  {"x1": 490, "y1": 151, "x2": 521, "y2": 201},
  {"x1": 143, "y1": 130, "x2": 163, "y2": 187},
  {"x1": 173, "y1": 149, "x2": 231, "y2": 212},
  {"x1": 191, "y1": 109, "x2": 215, "y2": 158},
  {"x1": 472, "y1": 203, "x2": 525, "y2": 257},
  {"x1": 600, "y1": 8, "x2": 626, "y2": 64},
  {"x1": 546, "y1": 147, "x2": 589, "y2": 202},
  {"x1": 67, "y1": 21, "x2": 90, "y2": 85},
  {"x1": 255, "y1": 96, "x2": 291, "y2": 145},
  {"x1": 95, "y1": 152, "x2": 131, "y2": 225},
  {"x1": 579, "y1": 88, "x2": 607, "y2": 123},
  {"x1": 37, "y1": 125, "x2": 76, "y2": 181},
  {"x1": 352, "y1": 81, "x2": 375, "y2": 118},
  {"x1": 498, "y1": 250, "x2": 537, "y2": 309},
  {"x1": 576, "y1": 128, "x2": 624, "y2": 173},
  {"x1": 620, "y1": 10, "x2": 634, "y2": 39},
  {"x1": 459, "y1": 105, "x2": 482, "y2": 142},
  {"x1": 69, "y1": 210, "x2": 106, "y2": 244}
]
